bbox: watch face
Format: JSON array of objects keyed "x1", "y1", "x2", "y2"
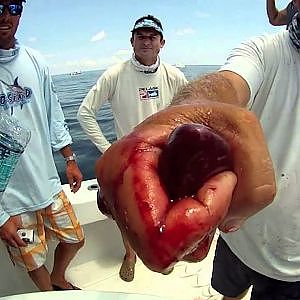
[{"x1": 65, "y1": 154, "x2": 76, "y2": 162}]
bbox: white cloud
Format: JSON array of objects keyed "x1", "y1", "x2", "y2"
[
  {"x1": 115, "y1": 49, "x2": 131, "y2": 56},
  {"x1": 112, "y1": 49, "x2": 131, "y2": 62},
  {"x1": 49, "y1": 49, "x2": 131, "y2": 75},
  {"x1": 90, "y1": 31, "x2": 106, "y2": 42},
  {"x1": 175, "y1": 28, "x2": 196, "y2": 36}
]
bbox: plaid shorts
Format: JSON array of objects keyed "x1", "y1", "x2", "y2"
[{"x1": 7, "y1": 190, "x2": 84, "y2": 272}]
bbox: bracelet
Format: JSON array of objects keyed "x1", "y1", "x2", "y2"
[{"x1": 65, "y1": 154, "x2": 76, "y2": 162}]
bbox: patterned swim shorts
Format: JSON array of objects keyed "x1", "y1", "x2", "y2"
[{"x1": 7, "y1": 190, "x2": 84, "y2": 271}]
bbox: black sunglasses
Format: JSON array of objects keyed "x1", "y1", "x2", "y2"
[{"x1": 0, "y1": 4, "x2": 23, "y2": 16}]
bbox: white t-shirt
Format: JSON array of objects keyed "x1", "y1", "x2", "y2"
[
  {"x1": 77, "y1": 60, "x2": 188, "y2": 153},
  {"x1": 220, "y1": 30, "x2": 300, "y2": 281}
]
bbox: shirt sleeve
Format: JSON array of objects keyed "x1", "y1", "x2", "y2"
[
  {"x1": 43, "y1": 67, "x2": 72, "y2": 152},
  {"x1": 0, "y1": 205, "x2": 10, "y2": 227},
  {"x1": 77, "y1": 72, "x2": 113, "y2": 154},
  {"x1": 219, "y1": 36, "x2": 265, "y2": 108},
  {"x1": 175, "y1": 70, "x2": 188, "y2": 93}
]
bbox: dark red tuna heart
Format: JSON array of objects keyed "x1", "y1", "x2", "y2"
[{"x1": 158, "y1": 123, "x2": 233, "y2": 200}]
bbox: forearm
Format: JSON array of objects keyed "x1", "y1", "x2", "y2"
[
  {"x1": 172, "y1": 72, "x2": 249, "y2": 107},
  {"x1": 77, "y1": 106, "x2": 111, "y2": 153},
  {"x1": 266, "y1": 0, "x2": 287, "y2": 25},
  {"x1": 267, "y1": 0, "x2": 278, "y2": 19},
  {"x1": 59, "y1": 145, "x2": 82, "y2": 192},
  {"x1": 59, "y1": 144, "x2": 75, "y2": 159}
]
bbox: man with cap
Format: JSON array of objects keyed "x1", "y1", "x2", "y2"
[
  {"x1": 0, "y1": 0, "x2": 84, "y2": 291},
  {"x1": 77, "y1": 14, "x2": 187, "y2": 282}
]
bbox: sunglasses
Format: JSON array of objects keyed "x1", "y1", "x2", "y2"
[{"x1": 0, "y1": 4, "x2": 23, "y2": 16}]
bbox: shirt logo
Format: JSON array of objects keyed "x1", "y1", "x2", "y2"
[
  {"x1": 0, "y1": 77, "x2": 32, "y2": 114},
  {"x1": 139, "y1": 87, "x2": 159, "y2": 101}
]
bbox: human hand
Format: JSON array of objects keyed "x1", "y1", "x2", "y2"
[
  {"x1": 96, "y1": 100, "x2": 276, "y2": 272},
  {"x1": 66, "y1": 161, "x2": 83, "y2": 193},
  {"x1": 0, "y1": 216, "x2": 27, "y2": 248}
]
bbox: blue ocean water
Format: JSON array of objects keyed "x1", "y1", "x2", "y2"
[{"x1": 52, "y1": 65, "x2": 220, "y2": 183}]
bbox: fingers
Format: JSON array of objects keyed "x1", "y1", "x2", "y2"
[
  {"x1": 4, "y1": 237, "x2": 19, "y2": 248},
  {"x1": 3, "y1": 236, "x2": 26, "y2": 248},
  {"x1": 198, "y1": 171, "x2": 241, "y2": 233},
  {"x1": 138, "y1": 103, "x2": 276, "y2": 222},
  {"x1": 70, "y1": 178, "x2": 81, "y2": 193},
  {"x1": 101, "y1": 144, "x2": 237, "y2": 271},
  {"x1": 12, "y1": 233, "x2": 27, "y2": 248},
  {"x1": 0, "y1": 223, "x2": 27, "y2": 248},
  {"x1": 143, "y1": 171, "x2": 236, "y2": 272},
  {"x1": 183, "y1": 230, "x2": 216, "y2": 262},
  {"x1": 96, "y1": 101, "x2": 276, "y2": 271},
  {"x1": 163, "y1": 171, "x2": 237, "y2": 241},
  {"x1": 66, "y1": 166, "x2": 83, "y2": 193},
  {"x1": 197, "y1": 171, "x2": 237, "y2": 213}
]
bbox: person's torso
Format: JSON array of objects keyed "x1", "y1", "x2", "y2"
[
  {"x1": 0, "y1": 46, "x2": 61, "y2": 215},
  {"x1": 109, "y1": 61, "x2": 184, "y2": 138},
  {"x1": 221, "y1": 31, "x2": 300, "y2": 281}
]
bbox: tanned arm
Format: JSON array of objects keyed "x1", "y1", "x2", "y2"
[
  {"x1": 266, "y1": 0, "x2": 289, "y2": 26},
  {"x1": 172, "y1": 71, "x2": 250, "y2": 108}
]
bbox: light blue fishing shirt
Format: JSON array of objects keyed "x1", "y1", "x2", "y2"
[{"x1": 0, "y1": 45, "x2": 72, "y2": 226}]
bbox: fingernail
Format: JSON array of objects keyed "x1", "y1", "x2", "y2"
[
  {"x1": 222, "y1": 218, "x2": 245, "y2": 233},
  {"x1": 226, "y1": 226, "x2": 239, "y2": 232},
  {"x1": 202, "y1": 189, "x2": 214, "y2": 205}
]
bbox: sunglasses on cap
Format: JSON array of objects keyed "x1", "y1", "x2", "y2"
[
  {"x1": 0, "y1": 4, "x2": 23, "y2": 16},
  {"x1": 132, "y1": 19, "x2": 163, "y2": 34}
]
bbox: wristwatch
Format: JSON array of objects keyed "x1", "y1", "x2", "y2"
[{"x1": 65, "y1": 154, "x2": 76, "y2": 163}]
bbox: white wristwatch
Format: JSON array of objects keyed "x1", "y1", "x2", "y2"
[{"x1": 65, "y1": 154, "x2": 76, "y2": 163}]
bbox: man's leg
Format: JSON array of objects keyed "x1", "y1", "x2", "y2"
[
  {"x1": 250, "y1": 276, "x2": 300, "y2": 300},
  {"x1": 45, "y1": 191, "x2": 84, "y2": 289},
  {"x1": 222, "y1": 289, "x2": 249, "y2": 300},
  {"x1": 211, "y1": 236, "x2": 252, "y2": 299},
  {"x1": 5, "y1": 211, "x2": 54, "y2": 292},
  {"x1": 122, "y1": 234, "x2": 136, "y2": 262},
  {"x1": 119, "y1": 232, "x2": 136, "y2": 282},
  {"x1": 50, "y1": 240, "x2": 84, "y2": 289},
  {"x1": 213, "y1": 236, "x2": 300, "y2": 300},
  {"x1": 28, "y1": 265, "x2": 53, "y2": 291}
]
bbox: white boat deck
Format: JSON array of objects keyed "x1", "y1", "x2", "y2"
[
  {"x1": 66, "y1": 226, "x2": 251, "y2": 300},
  {"x1": 60, "y1": 180, "x2": 252, "y2": 300}
]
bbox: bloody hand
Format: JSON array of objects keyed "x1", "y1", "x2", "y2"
[{"x1": 96, "y1": 102, "x2": 276, "y2": 273}]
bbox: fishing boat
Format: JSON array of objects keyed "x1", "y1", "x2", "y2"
[
  {"x1": 173, "y1": 63, "x2": 186, "y2": 69},
  {"x1": 69, "y1": 71, "x2": 82, "y2": 76},
  {"x1": 0, "y1": 179, "x2": 252, "y2": 300}
]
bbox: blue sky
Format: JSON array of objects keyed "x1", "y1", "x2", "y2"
[{"x1": 17, "y1": 0, "x2": 288, "y2": 75}]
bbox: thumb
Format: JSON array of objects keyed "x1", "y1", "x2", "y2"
[
  {"x1": 197, "y1": 171, "x2": 237, "y2": 221},
  {"x1": 198, "y1": 171, "x2": 237, "y2": 207}
]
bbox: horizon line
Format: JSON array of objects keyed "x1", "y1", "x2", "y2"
[{"x1": 52, "y1": 64, "x2": 221, "y2": 76}]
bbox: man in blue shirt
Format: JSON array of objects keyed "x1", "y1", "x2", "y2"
[{"x1": 0, "y1": 0, "x2": 84, "y2": 291}]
